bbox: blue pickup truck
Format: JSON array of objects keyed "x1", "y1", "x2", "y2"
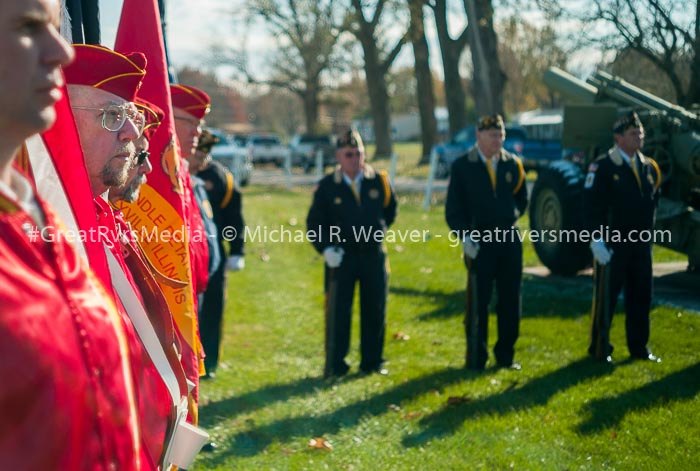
[{"x1": 432, "y1": 123, "x2": 565, "y2": 178}]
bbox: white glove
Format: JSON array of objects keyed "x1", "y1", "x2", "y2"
[
  {"x1": 462, "y1": 235, "x2": 480, "y2": 260},
  {"x1": 590, "y1": 240, "x2": 612, "y2": 265},
  {"x1": 226, "y1": 255, "x2": 245, "y2": 271},
  {"x1": 323, "y1": 246, "x2": 344, "y2": 268}
]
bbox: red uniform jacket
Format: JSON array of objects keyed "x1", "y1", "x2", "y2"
[{"x1": 0, "y1": 192, "x2": 141, "y2": 470}]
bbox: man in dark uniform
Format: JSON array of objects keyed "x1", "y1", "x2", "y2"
[
  {"x1": 445, "y1": 114, "x2": 528, "y2": 371},
  {"x1": 306, "y1": 129, "x2": 397, "y2": 377},
  {"x1": 584, "y1": 111, "x2": 662, "y2": 363},
  {"x1": 195, "y1": 130, "x2": 246, "y2": 377}
]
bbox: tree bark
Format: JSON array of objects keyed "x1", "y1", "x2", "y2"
[
  {"x1": 409, "y1": 0, "x2": 438, "y2": 163},
  {"x1": 464, "y1": 0, "x2": 506, "y2": 116},
  {"x1": 351, "y1": 0, "x2": 406, "y2": 159},
  {"x1": 432, "y1": 0, "x2": 469, "y2": 134}
]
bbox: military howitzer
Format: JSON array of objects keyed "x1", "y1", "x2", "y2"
[{"x1": 529, "y1": 67, "x2": 700, "y2": 274}]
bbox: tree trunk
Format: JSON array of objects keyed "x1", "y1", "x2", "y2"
[
  {"x1": 362, "y1": 42, "x2": 393, "y2": 158},
  {"x1": 409, "y1": 0, "x2": 438, "y2": 163},
  {"x1": 302, "y1": 80, "x2": 320, "y2": 133},
  {"x1": 433, "y1": 0, "x2": 468, "y2": 134},
  {"x1": 464, "y1": 0, "x2": 506, "y2": 116}
]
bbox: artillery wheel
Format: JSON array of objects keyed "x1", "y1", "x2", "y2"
[{"x1": 529, "y1": 162, "x2": 591, "y2": 275}]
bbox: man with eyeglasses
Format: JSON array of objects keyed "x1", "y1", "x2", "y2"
[
  {"x1": 65, "y1": 44, "x2": 183, "y2": 468},
  {"x1": 170, "y1": 83, "x2": 212, "y2": 307},
  {"x1": 0, "y1": 1, "x2": 143, "y2": 468},
  {"x1": 306, "y1": 129, "x2": 397, "y2": 378}
]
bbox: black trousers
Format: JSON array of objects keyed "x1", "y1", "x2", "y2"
[
  {"x1": 200, "y1": 256, "x2": 227, "y2": 372},
  {"x1": 324, "y1": 246, "x2": 387, "y2": 374},
  {"x1": 589, "y1": 242, "x2": 652, "y2": 357},
  {"x1": 465, "y1": 239, "x2": 522, "y2": 368}
]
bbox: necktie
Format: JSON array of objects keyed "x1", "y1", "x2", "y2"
[
  {"x1": 485, "y1": 158, "x2": 497, "y2": 190},
  {"x1": 350, "y1": 180, "x2": 360, "y2": 204},
  {"x1": 630, "y1": 155, "x2": 641, "y2": 189}
]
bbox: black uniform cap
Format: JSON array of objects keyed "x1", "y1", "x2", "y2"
[
  {"x1": 613, "y1": 111, "x2": 643, "y2": 134},
  {"x1": 477, "y1": 114, "x2": 505, "y2": 131},
  {"x1": 197, "y1": 129, "x2": 220, "y2": 153},
  {"x1": 336, "y1": 128, "x2": 364, "y2": 149}
]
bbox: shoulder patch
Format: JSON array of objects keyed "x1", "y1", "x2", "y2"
[{"x1": 584, "y1": 170, "x2": 596, "y2": 189}]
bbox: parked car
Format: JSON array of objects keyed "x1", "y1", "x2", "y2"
[
  {"x1": 289, "y1": 134, "x2": 335, "y2": 173},
  {"x1": 432, "y1": 125, "x2": 527, "y2": 178},
  {"x1": 208, "y1": 132, "x2": 253, "y2": 186},
  {"x1": 247, "y1": 134, "x2": 290, "y2": 166}
]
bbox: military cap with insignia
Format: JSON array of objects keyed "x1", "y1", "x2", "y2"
[
  {"x1": 336, "y1": 128, "x2": 364, "y2": 149},
  {"x1": 63, "y1": 44, "x2": 147, "y2": 102},
  {"x1": 477, "y1": 114, "x2": 505, "y2": 131},
  {"x1": 135, "y1": 97, "x2": 164, "y2": 140},
  {"x1": 612, "y1": 111, "x2": 643, "y2": 134},
  {"x1": 170, "y1": 84, "x2": 211, "y2": 120},
  {"x1": 196, "y1": 130, "x2": 220, "y2": 153}
]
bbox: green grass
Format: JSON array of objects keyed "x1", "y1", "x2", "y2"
[{"x1": 193, "y1": 186, "x2": 698, "y2": 470}]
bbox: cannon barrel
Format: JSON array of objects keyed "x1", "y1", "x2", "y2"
[
  {"x1": 588, "y1": 70, "x2": 700, "y2": 127},
  {"x1": 543, "y1": 67, "x2": 598, "y2": 105}
]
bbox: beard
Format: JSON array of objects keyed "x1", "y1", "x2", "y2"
[{"x1": 118, "y1": 175, "x2": 146, "y2": 203}]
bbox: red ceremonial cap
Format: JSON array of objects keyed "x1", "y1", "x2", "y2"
[
  {"x1": 64, "y1": 44, "x2": 147, "y2": 102},
  {"x1": 170, "y1": 84, "x2": 211, "y2": 120},
  {"x1": 135, "y1": 97, "x2": 164, "y2": 140}
]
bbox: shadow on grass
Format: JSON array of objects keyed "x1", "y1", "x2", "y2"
[
  {"x1": 576, "y1": 361, "x2": 700, "y2": 434},
  {"x1": 199, "y1": 376, "x2": 342, "y2": 428},
  {"x1": 391, "y1": 275, "x2": 592, "y2": 323},
  {"x1": 388, "y1": 286, "x2": 464, "y2": 321},
  {"x1": 200, "y1": 367, "x2": 480, "y2": 463},
  {"x1": 401, "y1": 357, "x2": 613, "y2": 447}
]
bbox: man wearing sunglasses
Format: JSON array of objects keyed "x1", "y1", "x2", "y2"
[
  {"x1": 306, "y1": 129, "x2": 398, "y2": 378},
  {"x1": 65, "y1": 44, "x2": 183, "y2": 468},
  {"x1": 0, "y1": 1, "x2": 143, "y2": 468}
]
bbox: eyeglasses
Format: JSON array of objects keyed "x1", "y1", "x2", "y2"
[
  {"x1": 174, "y1": 115, "x2": 203, "y2": 129},
  {"x1": 136, "y1": 150, "x2": 150, "y2": 166},
  {"x1": 343, "y1": 150, "x2": 361, "y2": 159},
  {"x1": 73, "y1": 103, "x2": 145, "y2": 136}
]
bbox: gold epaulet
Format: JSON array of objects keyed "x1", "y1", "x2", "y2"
[
  {"x1": 642, "y1": 154, "x2": 663, "y2": 190},
  {"x1": 512, "y1": 155, "x2": 526, "y2": 194},
  {"x1": 221, "y1": 170, "x2": 235, "y2": 209},
  {"x1": 0, "y1": 193, "x2": 19, "y2": 214},
  {"x1": 378, "y1": 170, "x2": 392, "y2": 208}
]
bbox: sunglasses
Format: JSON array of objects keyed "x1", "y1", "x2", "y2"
[
  {"x1": 136, "y1": 150, "x2": 150, "y2": 166},
  {"x1": 73, "y1": 103, "x2": 145, "y2": 136}
]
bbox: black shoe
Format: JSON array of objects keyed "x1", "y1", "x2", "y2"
[
  {"x1": 201, "y1": 441, "x2": 217, "y2": 452},
  {"x1": 632, "y1": 352, "x2": 661, "y2": 363},
  {"x1": 497, "y1": 362, "x2": 522, "y2": 371},
  {"x1": 590, "y1": 353, "x2": 614, "y2": 364},
  {"x1": 201, "y1": 370, "x2": 216, "y2": 381},
  {"x1": 360, "y1": 365, "x2": 389, "y2": 376},
  {"x1": 324, "y1": 364, "x2": 350, "y2": 379}
]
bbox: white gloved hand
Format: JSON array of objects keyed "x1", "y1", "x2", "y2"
[
  {"x1": 462, "y1": 235, "x2": 480, "y2": 260},
  {"x1": 226, "y1": 255, "x2": 245, "y2": 271},
  {"x1": 323, "y1": 246, "x2": 344, "y2": 268},
  {"x1": 590, "y1": 240, "x2": 612, "y2": 265}
]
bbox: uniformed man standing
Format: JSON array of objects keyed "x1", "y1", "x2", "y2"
[
  {"x1": 445, "y1": 115, "x2": 528, "y2": 371},
  {"x1": 584, "y1": 111, "x2": 662, "y2": 363},
  {"x1": 193, "y1": 130, "x2": 246, "y2": 378},
  {"x1": 306, "y1": 129, "x2": 397, "y2": 377}
]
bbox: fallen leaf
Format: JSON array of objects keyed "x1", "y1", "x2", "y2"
[
  {"x1": 388, "y1": 404, "x2": 401, "y2": 412},
  {"x1": 419, "y1": 267, "x2": 433, "y2": 274},
  {"x1": 403, "y1": 411, "x2": 422, "y2": 420},
  {"x1": 393, "y1": 332, "x2": 410, "y2": 341},
  {"x1": 394, "y1": 245, "x2": 405, "y2": 253},
  {"x1": 260, "y1": 252, "x2": 270, "y2": 262},
  {"x1": 308, "y1": 437, "x2": 333, "y2": 451},
  {"x1": 447, "y1": 395, "x2": 471, "y2": 406},
  {"x1": 288, "y1": 217, "x2": 298, "y2": 226}
]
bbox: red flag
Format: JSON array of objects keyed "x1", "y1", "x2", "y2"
[
  {"x1": 115, "y1": 0, "x2": 203, "y2": 414},
  {"x1": 26, "y1": 84, "x2": 112, "y2": 290}
]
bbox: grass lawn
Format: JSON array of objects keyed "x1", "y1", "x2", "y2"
[{"x1": 193, "y1": 186, "x2": 698, "y2": 470}]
